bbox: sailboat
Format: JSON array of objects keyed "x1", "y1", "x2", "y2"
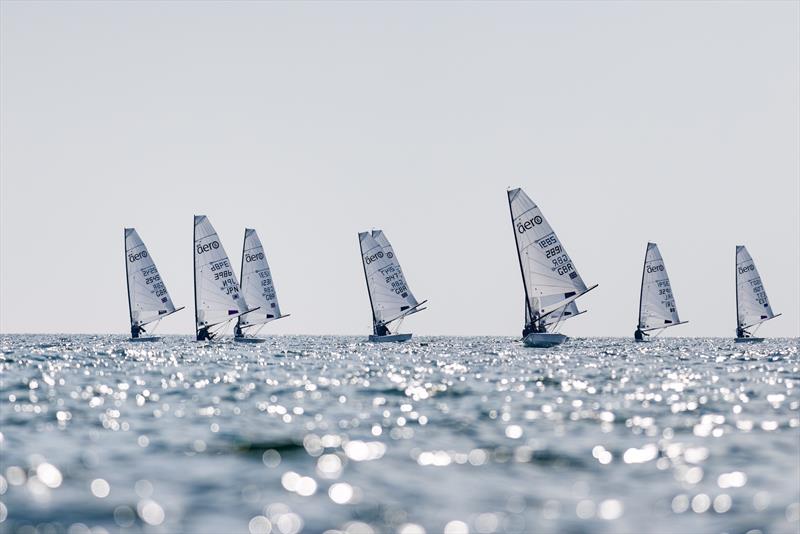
[
  {"x1": 735, "y1": 245, "x2": 781, "y2": 342},
  {"x1": 634, "y1": 242, "x2": 687, "y2": 341},
  {"x1": 507, "y1": 188, "x2": 597, "y2": 348},
  {"x1": 124, "y1": 228, "x2": 184, "y2": 341},
  {"x1": 359, "y1": 230, "x2": 427, "y2": 342},
  {"x1": 234, "y1": 228, "x2": 290, "y2": 342},
  {"x1": 193, "y1": 215, "x2": 257, "y2": 341}
]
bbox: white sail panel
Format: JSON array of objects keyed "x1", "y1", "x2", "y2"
[
  {"x1": 125, "y1": 228, "x2": 176, "y2": 327},
  {"x1": 736, "y1": 246, "x2": 775, "y2": 328},
  {"x1": 638, "y1": 242, "x2": 681, "y2": 331},
  {"x1": 359, "y1": 231, "x2": 419, "y2": 325},
  {"x1": 508, "y1": 188, "x2": 589, "y2": 324},
  {"x1": 238, "y1": 228, "x2": 282, "y2": 329},
  {"x1": 194, "y1": 215, "x2": 249, "y2": 330},
  {"x1": 542, "y1": 301, "x2": 583, "y2": 327}
]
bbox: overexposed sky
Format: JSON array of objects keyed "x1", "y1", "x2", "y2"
[{"x1": 1, "y1": 1, "x2": 798, "y2": 337}]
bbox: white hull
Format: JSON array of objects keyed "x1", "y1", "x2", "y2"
[
  {"x1": 368, "y1": 333, "x2": 412, "y2": 343},
  {"x1": 130, "y1": 336, "x2": 161, "y2": 342},
  {"x1": 735, "y1": 337, "x2": 764, "y2": 343},
  {"x1": 234, "y1": 337, "x2": 266, "y2": 344},
  {"x1": 523, "y1": 333, "x2": 568, "y2": 348}
]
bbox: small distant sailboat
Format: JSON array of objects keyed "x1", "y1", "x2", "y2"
[
  {"x1": 359, "y1": 230, "x2": 427, "y2": 342},
  {"x1": 124, "y1": 228, "x2": 184, "y2": 341},
  {"x1": 193, "y1": 216, "x2": 257, "y2": 341},
  {"x1": 507, "y1": 188, "x2": 597, "y2": 348},
  {"x1": 735, "y1": 245, "x2": 781, "y2": 342},
  {"x1": 234, "y1": 228, "x2": 290, "y2": 343},
  {"x1": 634, "y1": 242, "x2": 687, "y2": 341}
]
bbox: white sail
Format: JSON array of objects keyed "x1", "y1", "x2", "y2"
[
  {"x1": 194, "y1": 215, "x2": 249, "y2": 331},
  {"x1": 638, "y1": 242, "x2": 681, "y2": 331},
  {"x1": 125, "y1": 228, "x2": 177, "y2": 328},
  {"x1": 736, "y1": 245, "x2": 776, "y2": 329},
  {"x1": 359, "y1": 230, "x2": 421, "y2": 328},
  {"x1": 237, "y1": 228, "x2": 283, "y2": 330},
  {"x1": 541, "y1": 301, "x2": 584, "y2": 327},
  {"x1": 507, "y1": 188, "x2": 594, "y2": 330}
]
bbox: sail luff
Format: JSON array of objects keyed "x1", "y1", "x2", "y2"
[
  {"x1": 359, "y1": 232, "x2": 378, "y2": 334},
  {"x1": 507, "y1": 190, "x2": 534, "y2": 327},
  {"x1": 637, "y1": 242, "x2": 649, "y2": 328},
  {"x1": 125, "y1": 229, "x2": 134, "y2": 329}
]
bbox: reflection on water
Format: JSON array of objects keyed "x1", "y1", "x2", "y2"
[{"x1": 0, "y1": 335, "x2": 798, "y2": 533}]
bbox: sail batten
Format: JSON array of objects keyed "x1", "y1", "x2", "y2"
[
  {"x1": 193, "y1": 216, "x2": 249, "y2": 334},
  {"x1": 125, "y1": 228, "x2": 178, "y2": 330},
  {"x1": 637, "y1": 242, "x2": 682, "y2": 331},
  {"x1": 736, "y1": 246, "x2": 777, "y2": 333},
  {"x1": 507, "y1": 188, "x2": 593, "y2": 332},
  {"x1": 236, "y1": 228, "x2": 284, "y2": 331}
]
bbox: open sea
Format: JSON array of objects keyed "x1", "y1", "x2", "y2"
[{"x1": 0, "y1": 335, "x2": 798, "y2": 534}]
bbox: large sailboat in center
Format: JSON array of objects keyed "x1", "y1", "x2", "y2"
[
  {"x1": 634, "y1": 242, "x2": 687, "y2": 341},
  {"x1": 735, "y1": 245, "x2": 781, "y2": 342},
  {"x1": 193, "y1": 215, "x2": 257, "y2": 341},
  {"x1": 234, "y1": 228, "x2": 290, "y2": 342},
  {"x1": 359, "y1": 230, "x2": 427, "y2": 342},
  {"x1": 507, "y1": 188, "x2": 597, "y2": 348},
  {"x1": 124, "y1": 228, "x2": 184, "y2": 341}
]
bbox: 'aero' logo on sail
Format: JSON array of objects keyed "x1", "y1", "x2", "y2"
[
  {"x1": 245, "y1": 252, "x2": 265, "y2": 262},
  {"x1": 738, "y1": 264, "x2": 754, "y2": 274},
  {"x1": 128, "y1": 251, "x2": 148, "y2": 262},
  {"x1": 364, "y1": 251, "x2": 384, "y2": 264},
  {"x1": 517, "y1": 215, "x2": 544, "y2": 234},
  {"x1": 196, "y1": 241, "x2": 220, "y2": 254},
  {"x1": 646, "y1": 265, "x2": 665, "y2": 273}
]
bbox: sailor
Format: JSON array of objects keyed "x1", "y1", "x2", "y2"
[
  {"x1": 522, "y1": 323, "x2": 534, "y2": 338},
  {"x1": 634, "y1": 327, "x2": 647, "y2": 341},
  {"x1": 131, "y1": 324, "x2": 145, "y2": 339},
  {"x1": 234, "y1": 323, "x2": 243, "y2": 338},
  {"x1": 375, "y1": 322, "x2": 390, "y2": 336},
  {"x1": 197, "y1": 326, "x2": 215, "y2": 341},
  {"x1": 736, "y1": 326, "x2": 748, "y2": 338}
]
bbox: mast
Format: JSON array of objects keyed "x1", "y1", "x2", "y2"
[
  {"x1": 237, "y1": 229, "x2": 248, "y2": 334},
  {"x1": 637, "y1": 243, "x2": 649, "y2": 329},
  {"x1": 193, "y1": 216, "x2": 199, "y2": 337},
  {"x1": 734, "y1": 246, "x2": 740, "y2": 333},
  {"x1": 507, "y1": 190, "x2": 534, "y2": 327},
  {"x1": 124, "y1": 229, "x2": 133, "y2": 331},
  {"x1": 359, "y1": 233, "x2": 378, "y2": 335}
]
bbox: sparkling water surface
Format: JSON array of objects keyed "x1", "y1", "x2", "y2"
[{"x1": 1, "y1": 335, "x2": 798, "y2": 534}]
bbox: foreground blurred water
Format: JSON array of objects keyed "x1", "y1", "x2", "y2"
[{"x1": 0, "y1": 335, "x2": 798, "y2": 534}]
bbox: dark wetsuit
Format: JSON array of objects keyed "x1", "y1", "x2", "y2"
[
  {"x1": 634, "y1": 328, "x2": 646, "y2": 341},
  {"x1": 197, "y1": 327, "x2": 215, "y2": 341},
  {"x1": 736, "y1": 327, "x2": 748, "y2": 338},
  {"x1": 131, "y1": 324, "x2": 145, "y2": 339},
  {"x1": 375, "y1": 323, "x2": 390, "y2": 336},
  {"x1": 522, "y1": 324, "x2": 534, "y2": 338},
  {"x1": 234, "y1": 323, "x2": 244, "y2": 338}
]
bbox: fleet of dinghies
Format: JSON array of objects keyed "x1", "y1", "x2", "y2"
[{"x1": 124, "y1": 195, "x2": 782, "y2": 344}]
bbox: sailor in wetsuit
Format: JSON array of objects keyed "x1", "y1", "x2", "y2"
[
  {"x1": 197, "y1": 326, "x2": 215, "y2": 341},
  {"x1": 234, "y1": 323, "x2": 244, "y2": 339},
  {"x1": 634, "y1": 327, "x2": 648, "y2": 341},
  {"x1": 375, "y1": 322, "x2": 390, "y2": 337},
  {"x1": 131, "y1": 324, "x2": 145, "y2": 339},
  {"x1": 522, "y1": 323, "x2": 535, "y2": 338},
  {"x1": 736, "y1": 326, "x2": 748, "y2": 338}
]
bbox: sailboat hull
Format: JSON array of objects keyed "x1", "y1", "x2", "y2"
[
  {"x1": 735, "y1": 337, "x2": 765, "y2": 343},
  {"x1": 368, "y1": 333, "x2": 412, "y2": 343},
  {"x1": 523, "y1": 333, "x2": 568, "y2": 348},
  {"x1": 234, "y1": 337, "x2": 266, "y2": 344},
  {"x1": 129, "y1": 336, "x2": 161, "y2": 342}
]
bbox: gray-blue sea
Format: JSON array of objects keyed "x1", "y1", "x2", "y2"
[{"x1": 1, "y1": 335, "x2": 798, "y2": 534}]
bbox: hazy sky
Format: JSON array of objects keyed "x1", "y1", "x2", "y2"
[{"x1": 1, "y1": 1, "x2": 798, "y2": 337}]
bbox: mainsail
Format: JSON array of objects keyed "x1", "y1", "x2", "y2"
[
  {"x1": 638, "y1": 242, "x2": 683, "y2": 331},
  {"x1": 359, "y1": 230, "x2": 425, "y2": 334},
  {"x1": 237, "y1": 228, "x2": 285, "y2": 333},
  {"x1": 194, "y1": 215, "x2": 251, "y2": 335},
  {"x1": 125, "y1": 228, "x2": 181, "y2": 330},
  {"x1": 507, "y1": 188, "x2": 596, "y2": 332},
  {"x1": 736, "y1": 245, "x2": 778, "y2": 331}
]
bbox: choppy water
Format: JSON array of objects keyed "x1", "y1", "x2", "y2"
[{"x1": 1, "y1": 335, "x2": 798, "y2": 534}]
